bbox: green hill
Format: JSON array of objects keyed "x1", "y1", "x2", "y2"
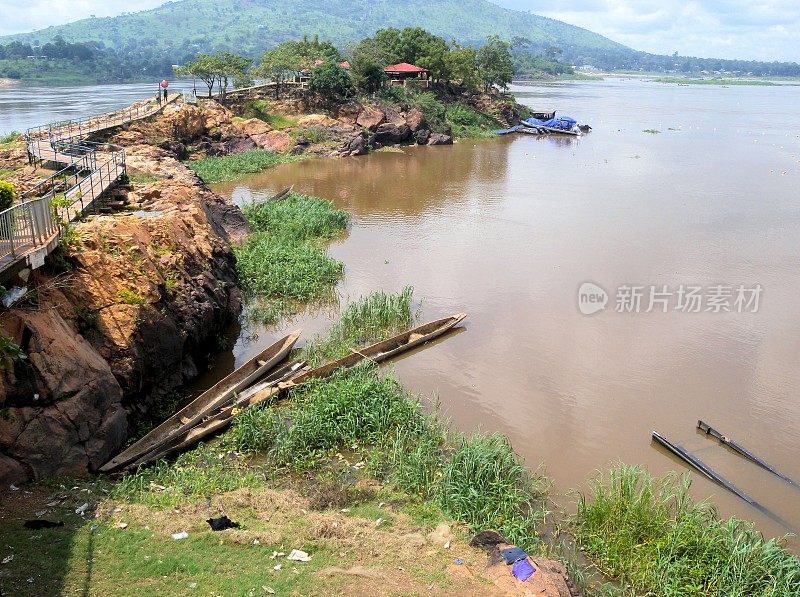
[{"x1": 0, "y1": 0, "x2": 626, "y2": 59}]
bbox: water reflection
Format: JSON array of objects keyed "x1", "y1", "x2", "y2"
[{"x1": 217, "y1": 139, "x2": 511, "y2": 219}]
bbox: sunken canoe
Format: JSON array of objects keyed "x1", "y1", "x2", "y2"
[
  {"x1": 127, "y1": 313, "x2": 467, "y2": 467},
  {"x1": 98, "y1": 330, "x2": 301, "y2": 473}
]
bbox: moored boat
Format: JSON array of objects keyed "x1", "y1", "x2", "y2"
[
  {"x1": 124, "y1": 313, "x2": 467, "y2": 468},
  {"x1": 99, "y1": 330, "x2": 302, "y2": 473}
]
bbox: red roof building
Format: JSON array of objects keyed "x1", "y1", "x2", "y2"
[
  {"x1": 383, "y1": 63, "x2": 429, "y2": 74},
  {"x1": 383, "y1": 63, "x2": 430, "y2": 88}
]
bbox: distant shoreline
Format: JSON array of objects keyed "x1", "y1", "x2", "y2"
[{"x1": 0, "y1": 78, "x2": 21, "y2": 88}]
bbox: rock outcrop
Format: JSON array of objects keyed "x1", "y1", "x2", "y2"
[{"x1": 0, "y1": 121, "x2": 245, "y2": 483}]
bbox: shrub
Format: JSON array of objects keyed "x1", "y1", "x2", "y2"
[
  {"x1": 0, "y1": 180, "x2": 15, "y2": 210},
  {"x1": 0, "y1": 334, "x2": 26, "y2": 371}
]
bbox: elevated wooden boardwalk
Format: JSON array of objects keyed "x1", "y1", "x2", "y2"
[{"x1": 0, "y1": 94, "x2": 180, "y2": 280}]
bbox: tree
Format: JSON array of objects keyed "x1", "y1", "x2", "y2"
[
  {"x1": 353, "y1": 27, "x2": 451, "y2": 81},
  {"x1": 214, "y1": 52, "x2": 252, "y2": 97},
  {"x1": 351, "y1": 55, "x2": 386, "y2": 94},
  {"x1": 477, "y1": 36, "x2": 514, "y2": 91},
  {"x1": 309, "y1": 60, "x2": 353, "y2": 105},
  {"x1": 255, "y1": 43, "x2": 303, "y2": 99},
  {"x1": 294, "y1": 35, "x2": 342, "y2": 67},
  {"x1": 445, "y1": 43, "x2": 480, "y2": 90},
  {"x1": 175, "y1": 54, "x2": 222, "y2": 98}
]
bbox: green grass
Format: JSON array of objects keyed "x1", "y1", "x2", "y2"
[
  {"x1": 126, "y1": 171, "x2": 161, "y2": 185},
  {"x1": 294, "y1": 126, "x2": 335, "y2": 144},
  {"x1": 300, "y1": 286, "x2": 415, "y2": 366},
  {"x1": 111, "y1": 444, "x2": 266, "y2": 509},
  {"x1": 0, "y1": 130, "x2": 21, "y2": 146},
  {"x1": 243, "y1": 192, "x2": 348, "y2": 241},
  {"x1": 444, "y1": 102, "x2": 501, "y2": 139},
  {"x1": 234, "y1": 192, "x2": 348, "y2": 324},
  {"x1": 116, "y1": 288, "x2": 146, "y2": 305},
  {"x1": 225, "y1": 362, "x2": 548, "y2": 550},
  {"x1": 242, "y1": 100, "x2": 298, "y2": 129},
  {"x1": 224, "y1": 363, "x2": 427, "y2": 464},
  {"x1": 573, "y1": 464, "x2": 800, "y2": 596},
  {"x1": 0, "y1": 504, "x2": 343, "y2": 597},
  {"x1": 234, "y1": 234, "x2": 343, "y2": 304},
  {"x1": 187, "y1": 149, "x2": 299, "y2": 183},
  {"x1": 435, "y1": 433, "x2": 548, "y2": 549}
]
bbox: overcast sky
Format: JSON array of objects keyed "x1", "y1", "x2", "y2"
[{"x1": 1, "y1": 0, "x2": 798, "y2": 62}]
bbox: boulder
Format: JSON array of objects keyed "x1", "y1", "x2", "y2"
[
  {"x1": 239, "y1": 117, "x2": 272, "y2": 137},
  {"x1": 341, "y1": 134, "x2": 368, "y2": 157},
  {"x1": 374, "y1": 122, "x2": 411, "y2": 144},
  {"x1": 296, "y1": 114, "x2": 338, "y2": 128},
  {"x1": 427, "y1": 132, "x2": 453, "y2": 146},
  {"x1": 239, "y1": 117, "x2": 274, "y2": 147},
  {"x1": 406, "y1": 108, "x2": 426, "y2": 132},
  {"x1": 220, "y1": 136, "x2": 257, "y2": 155},
  {"x1": 261, "y1": 130, "x2": 293, "y2": 153},
  {"x1": 414, "y1": 128, "x2": 431, "y2": 145},
  {"x1": 356, "y1": 106, "x2": 386, "y2": 131},
  {"x1": 158, "y1": 139, "x2": 188, "y2": 160},
  {"x1": 0, "y1": 308, "x2": 127, "y2": 481},
  {"x1": 332, "y1": 100, "x2": 363, "y2": 124}
]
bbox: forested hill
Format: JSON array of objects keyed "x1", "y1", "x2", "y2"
[{"x1": 0, "y1": 0, "x2": 625, "y2": 59}]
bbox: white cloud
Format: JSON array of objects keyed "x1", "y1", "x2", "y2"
[
  {"x1": 498, "y1": 0, "x2": 800, "y2": 61},
  {"x1": 0, "y1": 0, "x2": 166, "y2": 37}
]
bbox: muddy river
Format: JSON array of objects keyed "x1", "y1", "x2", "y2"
[{"x1": 206, "y1": 78, "x2": 800, "y2": 544}]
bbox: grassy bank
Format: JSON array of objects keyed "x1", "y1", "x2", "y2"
[
  {"x1": 574, "y1": 465, "x2": 800, "y2": 596},
  {"x1": 187, "y1": 149, "x2": 300, "y2": 183},
  {"x1": 234, "y1": 192, "x2": 348, "y2": 324}
]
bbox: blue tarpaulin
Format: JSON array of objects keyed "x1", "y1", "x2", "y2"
[{"x1": 523, "y1": 116, "x2": 577, "y2": 130}]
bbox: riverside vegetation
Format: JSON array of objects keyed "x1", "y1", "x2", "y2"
[
  {"x1": 2, "y1": 94, "x2": 798, "y2": 596},
  {"x1": 2, "y1": 187, "x2": 798, "y2": 593}
]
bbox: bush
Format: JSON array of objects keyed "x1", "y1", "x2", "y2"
[
  {"x1": 0, "y1": 131, "x2": 21, "y2": 144},
  {"x1": 0, "y1": 180, "x2": 15, "y2": 210}
]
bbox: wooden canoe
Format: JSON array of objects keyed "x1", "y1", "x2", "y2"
[
  {"x1": 122, "y1": 361, "x2": 306, "y2": 471},
  {"x1": 128, "y1": 313, "x2": 467, "y2": 467},
  {"x1": 270, "y1": 185, "x2": 293, "y2": 201},
  {"x1": 99, "y1": 330, "x2": 301, "y2": 473}
]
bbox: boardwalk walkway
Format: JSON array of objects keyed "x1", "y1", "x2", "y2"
[{"x1": 0, "y1": 93, "x2": 180, "y2": 280}]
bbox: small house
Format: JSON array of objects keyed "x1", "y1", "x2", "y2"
[{"x1": 383, "y1": 63, "x2": 429, "y2": 88}]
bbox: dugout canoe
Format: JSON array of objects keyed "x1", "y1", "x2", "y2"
[
  {"x1": 127, "y1": 313, "x2": 467, "y2": 467},
  {"x1": 98, "y1": 330, "x2": 301, "y2": 473}
]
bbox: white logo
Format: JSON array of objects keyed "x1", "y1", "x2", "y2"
[{"x1": 578, "y1": 282, "x2": 608, "y2": 315}]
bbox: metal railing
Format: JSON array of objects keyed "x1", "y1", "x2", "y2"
[
  {"x1": 0, "y1": 196, "x2": 59, "y2": 264},
  {"x1": 0, "y1": 95, "x2": 178, "y2": 276}
]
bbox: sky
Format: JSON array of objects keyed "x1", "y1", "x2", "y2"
[
  {"x1": 0, "y1": 0, "x2": 798, "y2": 63},
  {"x1": 496, "y1": 0, "x2": 800, "y2": 62}
]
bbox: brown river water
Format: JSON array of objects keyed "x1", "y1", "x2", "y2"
[{"x1": 211, "y1": 79, "x2": 800, "y2": 545}]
